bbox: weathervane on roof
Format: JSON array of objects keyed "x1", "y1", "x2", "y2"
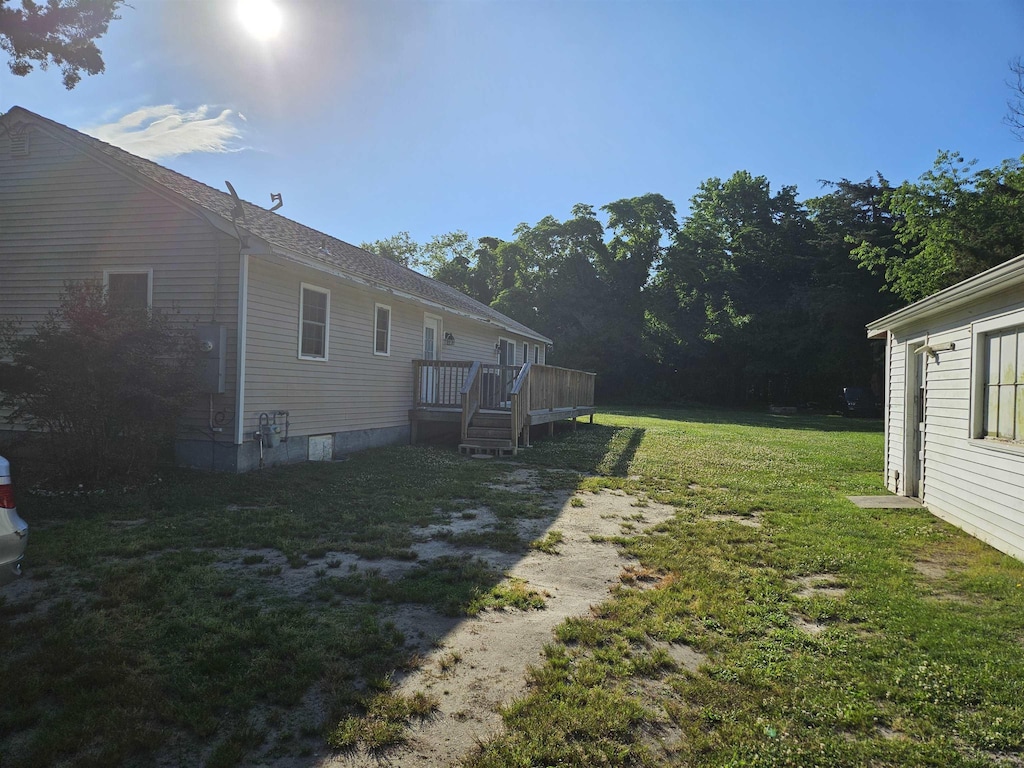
[{"x1": 269, "y1": 193, "x2": 283, "y2": 212}]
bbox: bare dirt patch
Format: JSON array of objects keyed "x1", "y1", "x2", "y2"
[
  {"x1": 792, "y1": 574, "x2": 848, "y2": 599},
  {"x1": 705, "y1": 511, "x2": 762, "y2": 528},
  {"x1": 322, "y1": 475, "x2": 678, "y2": 768}
]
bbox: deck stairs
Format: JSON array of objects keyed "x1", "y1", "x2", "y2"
[{"x1": 459, "y1": 410, "x2": 516, "y2": 456}]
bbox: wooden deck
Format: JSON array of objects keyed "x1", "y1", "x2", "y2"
[{"x1": 409, "y1": 360, "x2": 596, "y2": 455}]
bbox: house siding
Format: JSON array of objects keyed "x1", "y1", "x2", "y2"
[
  {"x1": 0, "y1": 123, "x2": 240, "y2": 446},
  {"x1": 241, "y1": 255, "x2": 543, "y2": 455},
  {"x1": 881, "y1": 286, "x2": 1024, "y2": 561}
]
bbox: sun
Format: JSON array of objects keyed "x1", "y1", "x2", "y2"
[{"x1": 237, "y1": 0, "x2": 283, "y2": 41}]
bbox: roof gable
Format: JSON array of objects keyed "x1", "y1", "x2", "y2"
[{"x1": 1, "y1": 106, "x2": 551, "y2": 344}]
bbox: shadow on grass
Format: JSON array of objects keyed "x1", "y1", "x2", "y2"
[
  {"x1": 602, "y1": 405, "x2": 884, "y2": 434},
  {"x1": 521, "y1": 422, "x2": 646, "y2": 477}
]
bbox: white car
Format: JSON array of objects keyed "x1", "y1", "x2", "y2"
[{"x1": 0, "y1": 455, "x2": 28, "y2": 585}]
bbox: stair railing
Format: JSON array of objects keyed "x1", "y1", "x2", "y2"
[
  {"x1": 509, "y1": 362, "x2": 532, "y2": 455},
  {"x1": 459, "y1": 361, "x2": 482, "y2": 442}
]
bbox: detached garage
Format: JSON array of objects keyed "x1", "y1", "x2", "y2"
[{"x1": 867, "y1": 254, "x2": 1024, "y2": 561}]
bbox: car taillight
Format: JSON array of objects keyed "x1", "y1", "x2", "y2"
[{"x1": 0, "y1": 481, "x2": 14, "y2": 509}]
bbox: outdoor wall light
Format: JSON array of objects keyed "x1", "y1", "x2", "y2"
[
  {"x1": 916, "y1": 341, "x2": 955, "y2": 360},
  {"x1": 444, "y1": 332, "x2": 455, "y2": 346}
]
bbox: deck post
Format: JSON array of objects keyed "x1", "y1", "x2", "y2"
[
  {"x1": 548, "y1": 422, "x2": 554, "y2": 437},
  {"x1": 572, "y1": 415, "x2": 577, "y2": 431}
]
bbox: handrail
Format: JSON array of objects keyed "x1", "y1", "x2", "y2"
[
  {"x1": 510, "y1": 362, "x2": 532, "y2": 455},
  {"x1": 460, "y1": 361, "x2": 482, "y2": 442}
]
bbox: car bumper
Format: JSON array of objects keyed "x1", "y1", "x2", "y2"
[{"x1": 0, "y1": 553, "x2": 24, "y2": 586}]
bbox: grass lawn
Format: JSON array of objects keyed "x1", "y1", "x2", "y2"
[{"x1": 3, "y1": 406, "x2": 1024, "y2": 767}]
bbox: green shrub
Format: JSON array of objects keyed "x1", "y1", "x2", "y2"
[{"x1": 0, "y1": 282, "x2": 201, "y2": 486}]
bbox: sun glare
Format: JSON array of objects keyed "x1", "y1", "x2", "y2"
[{"x1": 237, "y1": 0, "x2": 283, "y2": 41}]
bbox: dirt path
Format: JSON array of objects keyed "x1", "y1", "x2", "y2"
[{"x1": 327, "y1": 471, "x2": 677, "y2": 767}]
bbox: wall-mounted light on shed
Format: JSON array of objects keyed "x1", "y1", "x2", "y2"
[{"x1": 916, "y1": 341, "x2": 955, "y2": 360}]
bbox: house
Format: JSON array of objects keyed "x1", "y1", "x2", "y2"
[
  {"x1": 867, "y1": 254, "x2": 1024, "y2": 560},
  {"x1": 0, "y1": 106, "x2": 595, "y2": 472}
]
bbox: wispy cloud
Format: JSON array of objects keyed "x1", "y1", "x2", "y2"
[{"x1": 83, "y1": 105, "x2": 246, "y2": 160}]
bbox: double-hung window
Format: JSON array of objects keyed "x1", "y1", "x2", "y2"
[
  {"x1": 299, "y1": 284, "x2": 329, "y2": 360},
  {"x1": 104, "y1": 269, "x2": 152, "y2": 309},
  {"x1": 374, "y1": 303, "x2": 391, "y2": 356},
  {"x1": 981, "y1": 324, "x2": 1024, "y2": 442}
]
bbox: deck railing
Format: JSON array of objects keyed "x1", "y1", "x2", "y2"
[
  {"x1": 414, "y1": 360, "x2": 596, "y2": 451},
  {"x1": 510, "y1": 362, "x2": 532, "y2": 452},
  {"x1": 413, "y1": 360, "x2": 522, "y2": 410},
  {"x1": 529, "y1": 364, "x2": 596, "y2": 411},
  {"x1": 412, "y1": 360, "x2": 475, "y2": 408}
]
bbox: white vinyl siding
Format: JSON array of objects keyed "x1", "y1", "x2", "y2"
[
  {"x1": 881, "y1": 292, "x2": 1024, "y2": 561},
  {"x1": 298, "y1": 284, "x2": 329, "y2": 360},
  {"x1": 243, "y1": 257, "x2": 545, "y2": 441},
  {"x1": 0, "y1": 123, "x2": 240, "y2": 441},
  {"x1": 374, "y1": 303, "x2": 391, "y2": 356}
]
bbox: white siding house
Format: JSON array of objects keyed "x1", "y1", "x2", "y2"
[
  {"x1": 0, "y1": 107, "x2": 590, "y2": 472},
  {"x1": 867, "y1": 255, "x2": 1024, "y2": 560}
]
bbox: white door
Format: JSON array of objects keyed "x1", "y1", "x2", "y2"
[
  {"x1": 422, "y1": 317, "x2": 440, "y2": 403},
  {"x1": 907, "y1": 345, "x2": 925, "y2": 498}
]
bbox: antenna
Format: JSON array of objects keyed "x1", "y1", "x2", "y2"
[
  {"x1": 269, "y1": 193, "x2": 283, "y2": 212},
  {"x1": 224, "y1": 180, "x2": 246, "y2": 222}
]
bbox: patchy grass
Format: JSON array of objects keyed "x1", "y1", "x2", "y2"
[
  {"x1": 9, "y1": 407, "x2": 1024, "y2": 768},
  {"x1": 0, "y1": 446, "x2": 533, "y2": 767},
  {"x1": 470, "y1": 407, "x2": 1024, "y2": 767},
  {"x1": 530, "y1": 529, "x2": 565, "y2": 554},
  {"x1": 469, "y1": 577, "x2": 548, "y2": 612}
]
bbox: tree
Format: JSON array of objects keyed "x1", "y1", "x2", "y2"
[
  {"x1": 852, "y1": 152, "x2": 1024, "y2": 301},
  {"x1": 0, "y1": 0, "x2": 124, "y2": 89},
  {"x1": 1006, "y1": 56, "x2": 1024, "y2": 141},
  {"x1": 360, "y1": 231, "x2": 419, "y2": 268},
  {"x1": 0, "y1": 282, "x2": 201, "y2": 485}
]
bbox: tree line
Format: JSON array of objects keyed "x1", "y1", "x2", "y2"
[{"x1": 364, "y1": 152, "x2": 1024, "y2": 407}]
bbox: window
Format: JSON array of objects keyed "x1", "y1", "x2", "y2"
[
  {"x1": 523, "y1": 342, "x2": 528, "y2": 365},
  {"x1": 982, "y1": 324, "x2": 1024, "y2": 442},
  {"x1": 299, "y1": 284, "x2": 329, "y2": 360},
  {"x1": 104, "y1": 270, "x2": 151, "y2": 309},
  {"x1": 498, "y1": 337, "x2": 515, "y2": 366},
  {"x1": 534, "y1": 345, "x2": 540, "y2": 364},
  {"x1": 374, "y1": 303, "x2": 391, "y2": 356}
]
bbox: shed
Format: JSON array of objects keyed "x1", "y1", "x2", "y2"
[{"x1": 867, "y1": 254, "x2": 1024, "y2": 560}]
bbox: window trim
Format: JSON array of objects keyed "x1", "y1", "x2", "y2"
[
  {"x1": 298, "y1": 283, "x2": 330, "y2": 361},
  {"x1": 970, "y1": 308, "x2": 1024, "y2": 445},
  {"x1": 373, "y1": 302, "x2": 392, "y2": 356},
  {"x1": 103, "y1": 268, "x2": 153, "y2": 309},
  {"x1": 534, "y1": 344, "x2": 540, "y2": 364}
]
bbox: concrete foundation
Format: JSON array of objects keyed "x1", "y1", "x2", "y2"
[{"x1": 175, "y1": 424, "x2": 413, "y2": 473}]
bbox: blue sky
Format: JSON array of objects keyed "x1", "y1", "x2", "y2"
[{"x1": 3, "y1": 0, "x2": 1023, "y2": 246}]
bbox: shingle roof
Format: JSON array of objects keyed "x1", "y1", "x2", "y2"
[{"x1": 5, "y1": 106, "x2": 550, "y2": 344}]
